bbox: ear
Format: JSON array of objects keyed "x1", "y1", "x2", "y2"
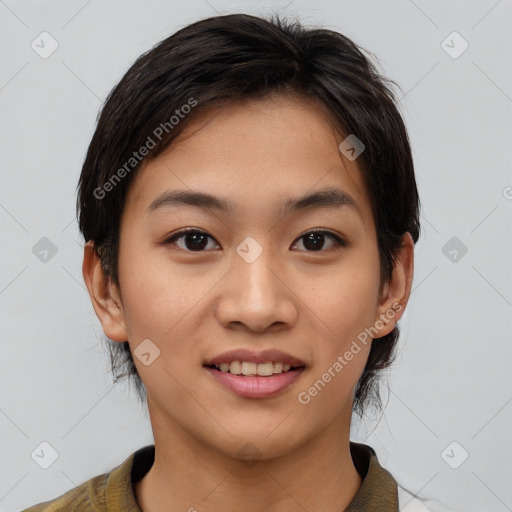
[
  {"x1": 373, "y1": 232, "x2": 415, "y2": 338},
  {"x1": 82, "y1": 241, "x2": 128, "y2": 342}
]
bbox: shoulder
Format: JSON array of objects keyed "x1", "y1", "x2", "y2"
[
  {"x1": 21, "y1": 445, "x2": 154, "y2": 512},
  {"x1": 21, "y1": 473, "x2": 109, "y2": 511}
]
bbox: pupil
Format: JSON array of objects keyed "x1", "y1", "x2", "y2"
[
  {"x1": 185, "y1": 232, "x2": 208, "y2": 251},
  {"x1": 304, "y1": 232, "x2": 324, "y2": 251}
]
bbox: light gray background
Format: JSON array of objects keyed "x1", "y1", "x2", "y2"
[{"x1": 1, "y1": 1, "x2": 511, "y2": 511}]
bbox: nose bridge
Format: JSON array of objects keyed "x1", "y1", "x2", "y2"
[
  {"x1": 234, "y1": 235, "x2": 279, "y2": 306},
  {"x1": 215, "y1": 235, "x2": 296, "y2": 331}
]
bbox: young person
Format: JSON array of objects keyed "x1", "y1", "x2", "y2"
[{"x1": 24, "y1": 12, "x2": 421, "y2": 512}]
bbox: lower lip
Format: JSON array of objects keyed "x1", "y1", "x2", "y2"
[{"x1": 205, "y1": 366, "x2": 305, "y2": 398}]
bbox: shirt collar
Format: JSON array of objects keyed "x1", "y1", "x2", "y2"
[{"x1": 345, "y1": 441, "x2": 399, "y2": 511}]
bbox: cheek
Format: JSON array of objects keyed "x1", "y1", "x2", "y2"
[
  {"x1": 297, "y1": 274, "x2": 376, "y2": 414},
  {"x1": 117, "y1": 242, "x2": 206, "y2": 340},
  {"x1": 116, "y1": 249, "x2": 205, "y2": 402},
  {"x1": 307, "y1": 250, "x2": 381, "y2": 352}
]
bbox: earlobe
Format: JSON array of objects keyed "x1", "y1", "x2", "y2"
[
  {"x1": 82, "y1": 241, "x2": 128, "y2": 342},
  {"x1": 374, "y1": 232, "x2": 415, "y2": 338}
]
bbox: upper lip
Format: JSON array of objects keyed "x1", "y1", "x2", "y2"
[{"x1": 204, "y1": 349, "x2": 306, "y2": 367}]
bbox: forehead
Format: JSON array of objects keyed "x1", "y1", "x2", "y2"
[{"x1": 124, "y1": 94, "x2": 373, "y2": 228}]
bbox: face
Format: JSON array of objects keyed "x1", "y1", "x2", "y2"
[{"x1": 94, "y1": 94, "x2": 407, "y2": 460}]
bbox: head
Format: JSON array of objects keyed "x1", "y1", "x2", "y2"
[{"x1": 79, "y1": 13, "x2": 419, "y2": 454}]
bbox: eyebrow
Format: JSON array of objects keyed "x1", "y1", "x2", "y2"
[{"x1": 146, "y1": 186, "x2": 363, "y2": 220}]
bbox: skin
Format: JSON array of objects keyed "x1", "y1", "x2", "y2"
[{"x1": 83, "y1": 93, "x2": 414, "y2": 512}]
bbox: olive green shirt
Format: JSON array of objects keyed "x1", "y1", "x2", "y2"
[{"x1": 22, "y1": 441, "x2": 398, "y2": 511}]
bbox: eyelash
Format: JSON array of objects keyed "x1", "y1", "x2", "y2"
[{"x1": 163, "y1": 228, "x2": 347, "y2": 253}]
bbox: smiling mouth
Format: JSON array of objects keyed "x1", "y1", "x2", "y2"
[{"x1": 204, "y1": 361, "x2": 305, "y2": 377}]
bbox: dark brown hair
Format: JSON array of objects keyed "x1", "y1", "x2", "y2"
[{"x1": 77, "y1": 12, "x2": 421, "y2": 420}]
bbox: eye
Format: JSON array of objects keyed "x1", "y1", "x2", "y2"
[
  {"x1": 164, "y1": 229, "x2": 220, "y2": 252},
  {"x1": 292, "y1": 230, "x2": 347, "y2": 252}
]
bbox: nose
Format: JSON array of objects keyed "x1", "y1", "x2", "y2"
[{"x1": 215, "y1": 242, "x2": 298, "y2": 333}]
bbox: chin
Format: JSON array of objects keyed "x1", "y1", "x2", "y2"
[{"x1": 205, "y1": 422, "x2": 309, "y2": 462}]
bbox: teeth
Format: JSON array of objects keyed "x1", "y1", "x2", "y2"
[
  {"x1": 241, "y1": 362, "x2": 257, "y2": 376},
  {"x1": 229, "y1": 361, "x2": 242, "y2": 375},
  {"x1": 213, "y1": 361, "x2": 298, "y2": 376},
  {"x1": 257, "y1": 362, "x2": 274, "y2": 376}
]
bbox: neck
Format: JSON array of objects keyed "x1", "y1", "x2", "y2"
[{"x1": 135, "y1": 401, "x2": 362, "y2": 512}]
